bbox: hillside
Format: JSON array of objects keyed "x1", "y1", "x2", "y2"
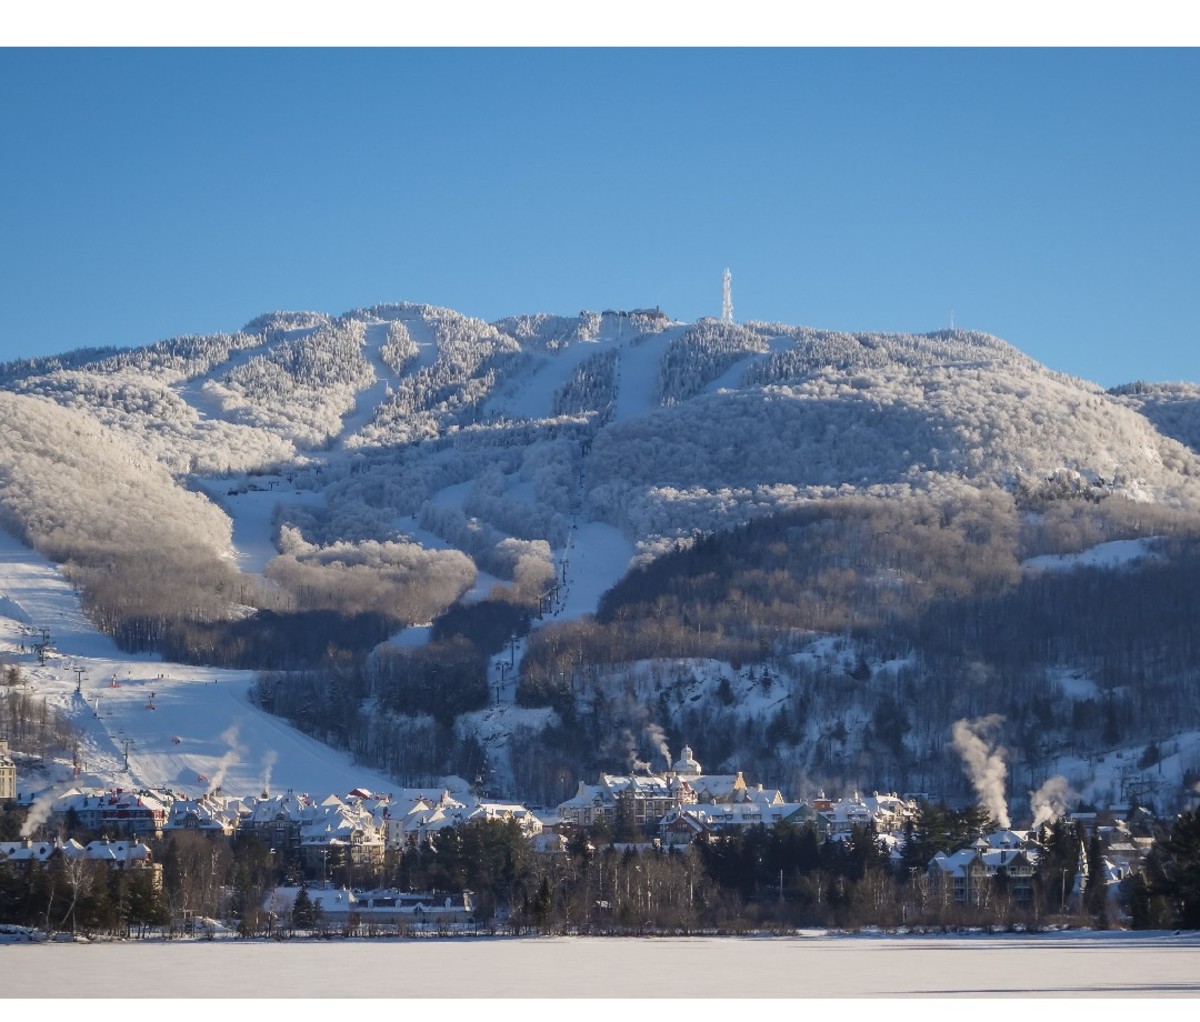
[
  {"x1": 4, "y1": 303, "x2": 1200, "y2": 815},
  {"x1": 0, "y1": 526, "x2": 415, "y2": 805}
]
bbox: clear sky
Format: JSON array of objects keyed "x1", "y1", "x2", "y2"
[{"x1": 1, "y1": 46, "x2": 1197, "y2": 387}]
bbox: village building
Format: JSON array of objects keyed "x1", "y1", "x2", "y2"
[
  {"x1": 163, "y1": 793, "x2": 242, "y2": 836},
  {"x1": 384, "y1": 790, "x2": 469, "y2": 849},
  {"x1": 0, "y1": 837, "x2": 84, "y2": 868},
  {"x1": 0, "y1": 835, "x2": 162, "y2": 890},
  {"x1": 49, "y1": 787, "x2": 170, "y2": 838},
  {"x1": 81, "y1": 837, "x2": 164, "y2": 891},
  {"x1": 0, "y1": 739, "x2": 16, "y2": 801},
  {"x1": 658, "y1": 801, "x2": 815, "y2": 845},
  {"x1": 468, "y1": 802, "x2": 543, "y2": 837},
  {"x1": 298, "y1": 794, "x2": 386, "y2": 875},
  {"x1": 238, "y1": 789, "x2": 312, "y2": 853},
  {"x1": 556, "y1": 745, "x2": 768, "y2": 832},
  {"x1": 818, "y1": 791, "x2": 918, "y2": 838},
  {"x1": 267, "y1": 886, "x2": 475, "y2": 930},
  {"x1": 927, "y1": 830, "x2": 1043, "y2": 906}
]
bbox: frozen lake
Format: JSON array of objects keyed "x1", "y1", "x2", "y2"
[{"x1": 4, "y1": 931, "x2": 1200, "y2": 998}]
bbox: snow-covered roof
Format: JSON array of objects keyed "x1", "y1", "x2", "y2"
[
  {"x1": 660, "y1": 801, "x2": 813, "y2": 833},
  {"x1": 0, "y1": 840, "x2": 58, "y2": 863},
  {"x1": 165, "y1": 794, "x2": 241, "y2": 832},
  {"x1": 689, "y1": 774, "x2": 746, "y2": 801},
  {"x1": 559, "y1": 782, "x2": 610, "y2": 809},
  {"x1": 984, "y1": 828, "x2": 1034, "y2": 849},
  {"x1": 467, "y1": 803, "x2": 542, "y2": 834},
  {"x1": 599, "y1": 773, "x2": 675, "y2": 798},
  {"x1": 83, "y1": 838, "x2": 152, "y2": 862},
  {"x1": 51, "y1": 787, "x2": 170, "y2": 815},
  {"x1": 928, "y1": 845, "x2": 1038, "y2": 878}
]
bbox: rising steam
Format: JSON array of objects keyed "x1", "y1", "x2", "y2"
[
  {"x1": 644, "y1": 723, "x2": 671, "y2": 772},
  {"x1": 620, "y1": 728, "x2": 651, "y2": 774},
  {"x1": 951, "y1": 715, "x2": 1010, "y2": 829},
  {"x1": 209, "y1": 725, "x2": 243, "y2": 792},
  {"x1": 1029, "y1": 775, "x2": 1076, "y2": 828},
  {"x1": 19, "y1": 787, "x2": 60, "y2": 838},
  {"x1": 260, "y1": 749, "x2": 278, "y2": 796}
]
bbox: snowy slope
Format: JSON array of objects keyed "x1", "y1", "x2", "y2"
[
  {"x1": 0, "y1": 526, "x2": 400, "y2": 798},
  {"x1": 480, "y1": 335, "x2": 607, "y2": 421},
  {"x1": 192, "y1": 474, "x2": 325, "y2": 575},
  {"x1": 1023, "y1": 537, "x2": 1163, "y2": 573}
]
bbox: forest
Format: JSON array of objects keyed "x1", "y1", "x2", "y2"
[{"x1": 236, "y1": 482, "x2": 1200, "y2": 815}]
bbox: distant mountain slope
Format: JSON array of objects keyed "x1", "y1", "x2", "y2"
[
  {"x1": 0, "y1": 391, "x2": 232, "y2": 561},
  {"x1": 1109, "y1": 380, "x2": 1200, "y2": 455},
  {"x1": 3, "y1": 302, "x2": 1199, "y2": 626},
  {"x1": 6, "y1": 304, "x2": 1200, "y2": 809}
]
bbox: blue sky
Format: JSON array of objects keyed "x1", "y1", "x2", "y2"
[{"x1": 1, "y1": 47, "x2": 1197, "y2": 387}]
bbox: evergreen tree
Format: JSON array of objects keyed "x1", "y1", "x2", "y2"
[
  {"x1": 1036, "y1": 818, "x2": 1082, "y2": 914},
  {"x1": 291, "y1": 884, "x2": 315, "y2": 932},
  {"x1": 533, "y1": 875, "x2": 554, "y2": 931},
  {"x1": 1084, "y1": 828, "x2": 1110, "y2": 927},
  {"x1": 1139, "y1": 810, "x2": 1200, "y2": 929}
]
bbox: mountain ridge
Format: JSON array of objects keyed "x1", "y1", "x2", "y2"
[{"x1": 5, "y1": 303, "x2": 1200, "y2": 811}]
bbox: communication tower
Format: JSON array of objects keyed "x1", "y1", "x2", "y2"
[{"x1": 721, "y1": 268, "x2": 734, "y2": 324}]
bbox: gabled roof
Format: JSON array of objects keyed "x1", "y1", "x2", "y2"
[
  {"x1": 599, "y1": 773, "x2": 675, "y2": 798},
  {"x1": 82, "y1": 839, "x2": 152, "y2": 862},
  {"x1": 984, "y1": 828, "x2": 1033, "y2": 849},
  {"x1": 558, "y1": 783, "x2": 611, "y2": 809},
  {"x1": 0, "y1": 840, "x2": 57, "y2": 863},
  {"x1": 689, "y1": 774, "x2": 745, "y2": 800}
]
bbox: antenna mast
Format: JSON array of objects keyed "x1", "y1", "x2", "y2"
[{"x1": 721, "y1": 268, "x2": 734, "y2": 324}]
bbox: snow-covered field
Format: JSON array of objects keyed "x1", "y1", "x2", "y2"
[
  {"x1": 3, "y1": 931, "x2": 1200, "y2": 999},
  {"x1": 0, "y1": 526, "x2": 403, "y2": 800}
]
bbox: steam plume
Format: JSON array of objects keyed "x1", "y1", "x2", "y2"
[
  {"x1": 951, "y1": 715, "x2": 1010, "y2": 829},
  {"x1": 19, "y1": 788, "x2": 59, "y2": 838},
  {"x1": 620, "y1": 728, "x2": 651, "y2": 774},
  {"x1": 261, "y1": 750, "x2": 278, "y2": 796},
  {"x1": 644, "y1": 723, "x2": 671, "y2": 771},
  {"x1": 1030, "y1": 775, "x2": 1075, "y2": 828},
  {"x1": 209, "y1": 725, "x2": 243, "y2": 792}
]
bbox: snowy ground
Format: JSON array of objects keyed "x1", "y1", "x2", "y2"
[
  {"x1": 193, "y1": 475, "x2": 324, "y2": 575},
  {"x1": 0, "y1": 526, "x2": 404, "y2": 801},
  {"x1": 1022, "y1": 537, "x2": 1162, "y2": 573},
  {"x1": 548, "y1": 521, "x2": 633, "y2": 622},
  {"x1": 3, "y1": 931, "x2": 1200, "y2": 999}
]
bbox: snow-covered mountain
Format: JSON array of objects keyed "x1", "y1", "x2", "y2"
[
  {"x1": 4, "y1": 303, "x2": 1200, "y2": 813},
  {"x1": 4, "y1": 304, "x2": 1198, "y2": 571}
]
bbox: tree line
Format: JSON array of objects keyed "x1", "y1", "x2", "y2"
[{"x1": 9, "y1": 803, "x2": 1200, "y2": 938}]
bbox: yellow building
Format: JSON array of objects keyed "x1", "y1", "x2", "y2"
[{"x1": 0, "y1": 739, "x2": 16, "y2": 801}]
